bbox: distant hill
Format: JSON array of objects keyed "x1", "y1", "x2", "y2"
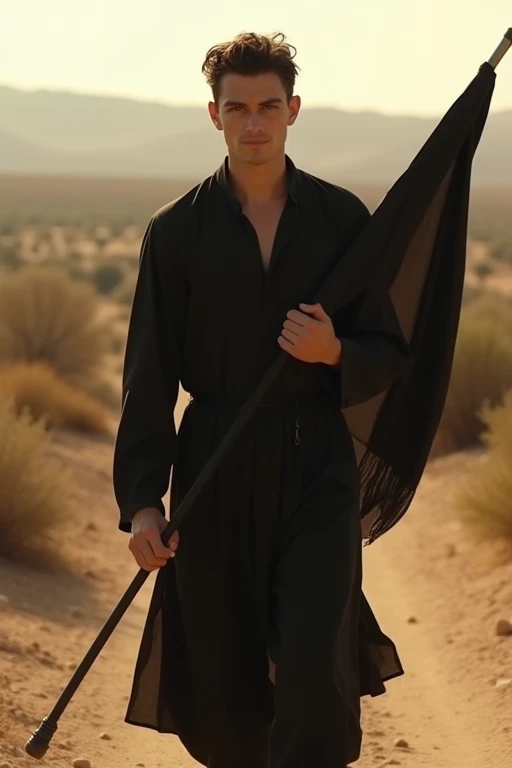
[{"x1": 1, "y1": 84, "x2": 511, "y2": 184}]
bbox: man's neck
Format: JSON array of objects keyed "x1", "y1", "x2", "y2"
[{"x1": 227, "y1": 153, "x2": 288, "y2": 206}]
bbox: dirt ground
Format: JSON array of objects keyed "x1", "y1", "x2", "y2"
[{"x1": 1, "y1": 389, "x2": 512, "y2": 768}]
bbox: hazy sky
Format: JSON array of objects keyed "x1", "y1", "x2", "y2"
[{"x1": 1, "y1": 0, "x2": 511, "y2": 115}]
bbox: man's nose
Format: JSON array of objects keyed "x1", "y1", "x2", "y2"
[{"x1": 244, "y1": 113, "x2": 264, "y2": 131}]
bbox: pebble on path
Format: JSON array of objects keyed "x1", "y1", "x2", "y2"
[
  {"x1": 496, "y1": 619, "x2": 512, "y2": 636},
  {"x1": 393, "y1": 737, "x2": 410, "y2": 749}
]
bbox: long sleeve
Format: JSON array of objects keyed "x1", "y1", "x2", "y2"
[
  {"x1": 113, "y1": 211, "x2": 187, "y2": 532},
  {"x1": 331, "y1": 288, "x2": 413, "y2": 409}
]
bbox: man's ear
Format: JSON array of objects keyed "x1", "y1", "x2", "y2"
[
  {"x1": 208, "y1": 101, "x2": 223, "y2": 131},
  {"x1": 287, "y1": 94, "x2": 301, "y2": 127}
]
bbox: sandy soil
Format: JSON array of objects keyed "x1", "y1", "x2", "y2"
[{"x1": 1, "y1": 390, "x2": 512, "y2": 768}]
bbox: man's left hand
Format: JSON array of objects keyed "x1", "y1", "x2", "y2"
[{"x1": 278, "y1": 302, "x2": 342, "y2": 366}]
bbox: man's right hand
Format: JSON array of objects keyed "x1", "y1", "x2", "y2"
[{"x1": 128, "y1": 507, "x2": 179, "y2": 572}]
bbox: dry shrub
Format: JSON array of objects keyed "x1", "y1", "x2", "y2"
[
  {"x1": 454, "y1": 389, "x2": 512, "y2": 541},
  {"x1": 0, "y1": 266, "x2": 109, "y2": 387},
  {"x1": 0, "y1": 393, "x2": 71, "y2": 563},
  {"x1": 0, "y1": 361, "x2": 111, "y2": 435},
  {"x1": 84, "y1": 373, "x2": 121, "y2": 411},
  {"x1": 434, "y1": 293, "x2": 512, "y2": 456}
]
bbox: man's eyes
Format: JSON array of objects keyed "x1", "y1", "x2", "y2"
[{"x1": 227, "y1": 104, "x2": 278, "y2": 112}]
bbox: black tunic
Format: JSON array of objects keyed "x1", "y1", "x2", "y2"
[{"x1": 113, "y1": 156, "x2": 410, "y2": 766}]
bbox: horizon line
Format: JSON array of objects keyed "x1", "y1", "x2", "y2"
[{"x1": 2, "y1": 82, "x2": 511, "y2": 120}]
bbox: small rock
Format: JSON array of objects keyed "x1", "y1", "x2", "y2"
[
  {"x1": 445, "y1": 543, "x2": 457, "y2": 558},
  {"x1": 406, "y1": 616, "x2": 418, "y2": 624},
  {"x1": 0, "y1": 762, "x2": 11, "y2": 768},
  {"x1": 0, "y1": 594, "x2": 9, "y2": 607},
  {"x1": 496, "y1": 619, "x2": 512, "y2": 637},
  {"x1": 380, "y1": 760, "x2": 401, "y2": 766},
  {"x1": 84, "y1": 569, "x2": 97, "y2": 579},
  {"x1": 84, "y1": 521, "x2": 99, "y2": 532},
  {"x1": 68, "y1": 662, "x2": 77, "y2": 671},
  {"x1": 57, "y1": 741, "x2": 72, "y2": 750},
  {"x1": 69, "y1": 607, "x2": 82, "y2": 619},
  {"x1": 393, "y1": 737, "x2": 410, "y2": 749},
  {"x1": 495, "y1": 678, "x2": 512, "y2": 689},
  {"x1": 99, "y1": 732, "x2": 111, "y2": 740},
  {"x1": 72, "y1": 759, "x2": 91, "y2": 768},
  {"x1": 136, "y1": 764, "x2": 145, "y2": 767}
]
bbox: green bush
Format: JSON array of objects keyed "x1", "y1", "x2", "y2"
[{"x1": 92, "y1": 262, "x2": 124, "y2": 295}]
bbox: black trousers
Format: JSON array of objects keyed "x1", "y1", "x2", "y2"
[{"x1": 125, "y1": 393, "x2": 365, "y2": 767}]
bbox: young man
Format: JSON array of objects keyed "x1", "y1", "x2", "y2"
[{"x1": 113, "y1": 32, "x2": 410, "y2": 768}]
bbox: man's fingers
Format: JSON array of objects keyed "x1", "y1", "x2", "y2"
[
  {"x1": 168, "y1": 530, "x2": 180, "y2": 552},
  {"x1": 278, "y1": 335, "x2": 297, "y2": 356},
  {"x1": 286, "y1": 309, "x2": 310, "y2": 325},
  {"x1": 281, "y1": 328, "x2": 300, "y2": 344},
  {"x1": 283, "y1": 319, "x2": 302, "y2": 336},
  {"x1": 299, "y1": 302, "x2": 330, "y2": 322},
  {"x1": 133, "y1": 552, "x2": 159, "y2": 572},
  {"x1": 147, "y1": 527, "x2": 174, "y2": 559},
  {"x1": 137, "y1": 538, "x2": 169, "y2": 568},
  {"x1": 131, "y1": 545, "x2": 161, "y2": 572}
]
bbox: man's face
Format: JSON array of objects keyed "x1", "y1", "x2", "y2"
[{"x1": 208, "y1": 72, "x2": 301, "y2": 165}]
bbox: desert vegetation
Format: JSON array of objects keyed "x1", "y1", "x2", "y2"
[
  {"x1": 453, "y1": 390, "x2": 512, "y2": 543},
  {"x1": 0, "y1": 393, "x2": 72, "y2": 566}
]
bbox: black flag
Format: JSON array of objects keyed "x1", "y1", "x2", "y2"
[{"x1": 321, "y1": 60, "x2": 498, "y2": 543}]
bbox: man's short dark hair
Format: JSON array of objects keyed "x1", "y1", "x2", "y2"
[{"x1": 201, "y1": 32, "x2": 300, "y2": 103}]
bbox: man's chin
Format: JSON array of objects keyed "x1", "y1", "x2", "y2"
[
  {"x1": 245, "y1": 154, "x2": 272, "y2": 165},
  {"x1": 241, "y1": 148, "x2": 274, "y2": 165}
]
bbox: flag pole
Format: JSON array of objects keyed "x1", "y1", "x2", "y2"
[
  {"x1": 487, "y1": 28, "x2": 512, "y2": 69},
  {"x1": 23, "y1": 27, "x2": 512, "y2": 762}
]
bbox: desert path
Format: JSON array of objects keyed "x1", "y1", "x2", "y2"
[{"x1": 1, "y1": 397, "x2": 512, "y2": 768}]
